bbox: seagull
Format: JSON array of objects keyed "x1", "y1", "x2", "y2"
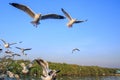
[
  {"x1": 35, "y1": 58, "x2": 60, "y2": 80},
  {"x1": 5, "y1": 50, "x2": 14, "y2": 54},
  {"x1": 11, "y1": 53, "x2": 21, "y2": 58},
  {"x1": 9, "y1": 3, "x2": 65, "y2": 27},
  {"x1": 14, "y1": 74, "x2": 20, "y2": 80},
  {"x1": 72, "y1": 48, "x2": 80, "y2": 53},
  {"x1": 6, "y1": 71, "x2": 14, "y2": 78},
  {"x1": 20, "y1": 61, "x2": 34, "y2": 74},
  {"x1": 0, "y1": 39, "x2": 17, "y2": 49},
  {"x1": 6, "y1": 71, "x2": 20, "y2": 80},
  {"x1": 15, "y1": 47, "x2": 32, "y2": 55},
  {"x1": 12, "y1": 53, "x2": 21, "y2": 57},
  {"x1": 5, "y1": 50, "x2": 21, "y2": 59},
  {"x1": 61, "y1": 8, "x2": 87, "y2": 28}
]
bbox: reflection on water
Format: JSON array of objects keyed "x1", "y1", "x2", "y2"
[{"x1": 1, "y1": 76, "x2": 120, "y2": 80}]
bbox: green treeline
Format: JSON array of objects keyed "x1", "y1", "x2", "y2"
[{"x1": 0, "y1": 58, "x2": 117, "y2": 77}]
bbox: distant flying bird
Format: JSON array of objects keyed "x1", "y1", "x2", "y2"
[
  {"x1": 9, "y1": 3, "x2": 65, "y2": 27},
  {"x1": 5, "y1": 50, "x2": 14, "y2": 54},
  {"x1": 19, "y1": 41, "x2": 23, "y2": 43},
  {"x1": 72, "y1": 48, "x2": 80, "y2": 53},
  {"x1": 35, "y1": 58, "x2": 60, "y2": 80},
  {"x1": 0, "y1": 39, "x2": 17, "y2": 48},
  {"x1": 61, "y1": 8, "x2": 87, "y2": 28},
  {"x1": 11, "y1": 53, "x2": 21, "y2": 58},
  {"x1": 5, "y1": 50, "x2": 21, "y2": 58},
  {"x1": 15, "y1": 47, "x2": 32, "y2": 55}
]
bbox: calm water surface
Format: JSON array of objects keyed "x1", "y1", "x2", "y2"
[{"x1": 3, "y1": 76, "x2": 120, "y2": 80}]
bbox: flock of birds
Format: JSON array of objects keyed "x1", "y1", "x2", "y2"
[
  {"x1": 0, "y1": 2, "x2": 86, "y2": 80},
  {"x1": 0, "y1": 39, "x2": 80, "y2": 80},
  {"x1": 9, "y1": 3, "x2": 87, "y2": 28}
]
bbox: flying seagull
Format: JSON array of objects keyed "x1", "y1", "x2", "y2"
[
  {"x1": 61, "y1": 8, "x2": 87, "y2": 28},
  {"x1": 0, "y1": 39, "x2": 17, "y2": 49},
  {"x1": 72, "y1": 48, "x2": 80, "y2": 53},
  {"x1": 15, "y1": 47, "x2": 32, "y2": 55},
  {"x1": 35, "y1": 58, "x2": 60, "y2": 80},
  {"x1": 20, "y1": 63, "x2": 31, "y2": 74},
  {"x1": 9, "y1": 3, "x2": 65, "y2": 27},
  {"x1": 5, "y1": 50, "x2": 14, "y2": 54},
  {"x1": 11, "y1": 53, "x2": 21, "y2": 58},
  {"x1": 20, "y1": 60, "x2": 34, "y2": 74}
]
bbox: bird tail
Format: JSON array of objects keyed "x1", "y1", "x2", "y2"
[{"x1": 30, "y1": 21, "x2": 40, "y2": 28}]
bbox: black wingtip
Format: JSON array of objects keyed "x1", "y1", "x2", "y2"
[
  {"x1": 61, "y1": 8, "x2": 64, "y2": 11},
  {"x1": 60, "y1": 15, "x2": 65, "y2": 19},
  {"x1": 61, "y1": 8, "x2": 64, "y2": 10},
  {"x1": 9, "y1": 3, "x2": 12, "y2": 5},
  {"x1": 9, "y1": 3, "x2": 15, "y2": 5},
  {"x1": 9, "y1": 3, "x2": 18, "y2": 6}
]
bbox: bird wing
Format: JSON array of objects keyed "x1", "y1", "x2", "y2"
[
  {"x1": 0, "y1": 39, "x2": 6, "y2": 44},
  {"x1": 12, "y1": 53, "x2": 21, "y2": 56},
  {"x1": 9, "y1": 3, "x2": 35, "y2": 18},
  {"x1": 5, "y1": 50, "x2": 13, "y2": 54},
  {"x1": 61, "y1": 8, "x2": 72, "y2": 20},
  {"x1": 24, "y1": 48, "x2": 32, "y2": 51},
  {"x1": 36, "y1": 59, "x2": 49, "y2": 76},
  {"x1": 16, "y1": 47, "x2": 22, "y2": 50},
  {"x1": 41, "y1": 14, "x2": 65, "y2": 20},
  {"x1": 74, "y1": 19, "x2": 88, "y2": 23},
  {"x1": 9, "y1": 43, "x2": 17, "y2": 45},
  {"x1": 72, "y1": 48, "x2": 80, "y2": 53}
]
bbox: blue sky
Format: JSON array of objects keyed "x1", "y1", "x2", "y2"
[{"x1": 0, "y1": 0, "x2": 120, "y2": 68}]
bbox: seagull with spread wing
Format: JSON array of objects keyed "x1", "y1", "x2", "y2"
[
  {"x1": 11, "y1": 53, "x2": 21, "y2": 58},
  {"x1": 72, "y1": 48, "x2": 80, "y2": 53},
  {"x1": 0, "y1": 39, "x2": 17, "y2": 49},
  {"x1": 5, "y1": 50, "x2": 14, "y2": 54},
  {"x1": 61, "y1": 8, "x2": 87, "y2": 28},
  {"x1": 9, "y1": 3, "x2": 65, "y2": 27},
  {"x1": 20, "y1": 60, "x2": 35, "y2": 74},
  {"x1": 5, "y1": 50, "x2": 21, "y2": 59},
  {"x1": 35, "y1": 58, "x2": 60, "y2": 80},
  {"x1": 15, "y1": 47, "x2": 32, "y2": 55}
]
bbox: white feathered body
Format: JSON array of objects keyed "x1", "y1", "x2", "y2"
[{"x1": 67, "y1": 19, "x2": 76, "y2": 27}]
